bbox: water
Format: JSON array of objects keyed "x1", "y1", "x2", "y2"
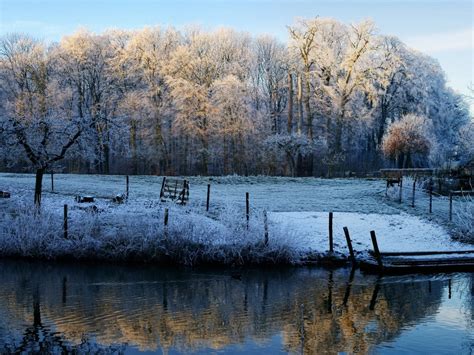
[{"x1": 0, "y1": 260, "x2": 472, "y2": 354}]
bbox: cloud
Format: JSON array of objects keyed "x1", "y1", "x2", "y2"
[{"x1": 404, "y1": 27, "x2": 473, "y2": 54}]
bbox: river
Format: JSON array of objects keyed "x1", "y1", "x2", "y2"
[{"x1": 0, "y1": 260, "x2": 472, "y2": 354}]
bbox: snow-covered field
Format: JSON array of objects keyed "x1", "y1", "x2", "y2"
[
  {"x1": 0, "y1": 173, "x2": 398, "y2": 213},
  {"x1": 269, "y1": 212, "x2": 469, "y2": 254},
  {"x1": 0, "y1": 173, "x2": 471, "y2": 265}
]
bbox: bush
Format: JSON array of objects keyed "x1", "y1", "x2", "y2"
[{"x1": 0, "y1": 198, "x2": 304, "y2": 266}]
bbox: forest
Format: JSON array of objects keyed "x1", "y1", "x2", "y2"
[{"x1": 0, "y1": 17, "x2": 472, "y2": 178}]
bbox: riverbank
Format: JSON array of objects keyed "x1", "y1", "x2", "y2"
[{"x1": 0, "y1": 174, "x2": 471, "y2": 266}]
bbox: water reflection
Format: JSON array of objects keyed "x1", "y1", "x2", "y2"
[{"x1": 0, "y1": 260, "x2": 471, "y2": 354}]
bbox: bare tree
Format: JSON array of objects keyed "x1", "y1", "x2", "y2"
[{"x1": 0, "y1": 34, "x2": 88, "y2": 206}]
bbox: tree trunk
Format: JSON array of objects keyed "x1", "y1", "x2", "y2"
[
  {"x1": 130, "y1": 119, "x2": 138, "y2": 175},
  {"x1": 34, "y1": 168, "x2": 45, "y2": 207},
  {"x1": 287, "y1": 72, "x2": 293, "y2": 134},
  {"x1": 286, "y1": 152, "x2": 296, "y2": 177},
  {"x1": 334, "y1": 113, "x2": 344, "y2": 153},
  {"x1": 304, "y1": 65, "x2": 313, "y2": 139},
  {"x1": 297, "y1": 74, "x2": 303, "y2": 135}
]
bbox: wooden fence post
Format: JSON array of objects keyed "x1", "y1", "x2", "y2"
[
  {"x1": 63, "y1": 204, "x2": 68, "y2": 239},
  {"x1": 126, "y1": 175, "x2": 129, "y2": 199},
  {"x1": 429, "y1": 179, "x2": 433, "y2": 213},
  {"x1": 164, "y1": 208, "x2": 169, "y2": 226},
  {"x1": 160, "y1": 177, "x2": 166, "y2": 199},
  {"x1": 343, "y1": 226, "x2": 355, "y2": 265},
  {"x1": 51, "y1": 172, "x2": 54, "y2": 192},
  {"x1": 370, "y1": 230, "x2": 383, "y2": 269},
  {"x1": 263, "y1": 210, "x2": 269, "y2": 246},
  {"x1": 329, "y1": 212, "x2": 334, "y2": 253},
  {"x1": 246, "y1": 192, "x2": 250, "y2": 229},
  {"x1": 449, "y1": 192, "x2": 453, "y2": 221},
  {"x1": 399, "y1": 177, "x2": 403, "y2": 203},
  {"x1": 411, "y1": 178, "x2": 416, "y2": 207},
  {"x1": 206, "y1": 184, "x2": 211, "y2": 212},
  {"x1": 164, "y1": 208, "x2": 169, "y2": 238}
]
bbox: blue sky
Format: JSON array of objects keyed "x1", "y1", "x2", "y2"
[{"x1": 1, "y1": 0, "x2": 472, "y2": 106}]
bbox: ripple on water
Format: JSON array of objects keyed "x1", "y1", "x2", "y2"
[{"x1": 0, "y1": 261, "x2": 472, "y2": 354}]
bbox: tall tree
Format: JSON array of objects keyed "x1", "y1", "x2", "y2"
[{"x1": 0, "y1": 34, "x2": 88, "y2": 205}]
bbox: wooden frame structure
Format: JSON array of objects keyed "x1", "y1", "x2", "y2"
[{"x1": 160, "y1": 177, "x2": 189, "y2": 205}]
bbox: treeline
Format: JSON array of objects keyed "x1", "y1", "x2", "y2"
[{"x1": 0, "y1": 18, "x2": 471, "y2": 177}]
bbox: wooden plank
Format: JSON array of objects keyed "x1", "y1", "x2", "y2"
[
  {"x1": 161, "y1": 177, "x2": 189, "y2": 205},
  {"x1": 389, "y1": 259, "x2": 474, "y2": 266},
  {"x1": 359, "y1": 258, "x2": 474, "y2": 274},
  {"x1": 380, "y1": 168, "x2": 434, "y2": 178},
  {"x1": 381, "y1": 250, "x2": 474, "y2": 256},
  {"x1": 450, "y1": 190, "x2": 474, "y2": 196}
]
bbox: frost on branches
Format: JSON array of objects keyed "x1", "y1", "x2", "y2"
[
  {"x1": 381, "y1": 114, "x2": 432, "y2": 168},
  {"x1": 0, "y1": 19, "x2": 471, "y2": 178}
]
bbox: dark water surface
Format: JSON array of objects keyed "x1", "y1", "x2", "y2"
[{"x1": 0, "y1": 260, "x2": 472, "y2": 354}]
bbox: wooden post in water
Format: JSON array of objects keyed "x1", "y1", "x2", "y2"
[
  {"x1": 329, "y1": 212, "x2": 334, "y2": 253},
  {"x1": 399, "y1": 177, "x2": 403, "y2": 203},
  {"x1": 63, "y1": 204, "x2": 68, "y2": 239},
  {"x1": 449, "y1": 192, "x2": 453, "y2": 221},
  {"x1": 263, "y1": 210, "x2": 269, "y2": 246},
  {"x1": 246, "y1": 192, "x2": 250, "y2": 229},
  {"x1": 342, "y1": 266, "x2": 356, "y2": 307},
  {"x1": 411, "y1": 178, "x2": 416, "y2": 207},
  {"x1": 369, "y1": 278, "x2": 381, "y2": 310},
  {"x1": 206, "y1": 184, "x2": 211, "y2": 212},
  {"x1": 51, "y1": 172, "x2": 54, "y2": 192},
  {"x1": 343, "y1": 227, "x2": 355, "y2": 265},
  {"x1": 126, "y1": 175, "x2": 129, "y2": 199},
  {"x1": 370, "y1": 230, "x2": 383, "y2": 269}
]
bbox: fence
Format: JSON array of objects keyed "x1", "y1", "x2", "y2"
[{"x1": 384, "y1": 176, "x2": 473, "y2": 226}]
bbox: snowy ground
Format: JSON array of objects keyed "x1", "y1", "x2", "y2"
[
  {"x1": 0, "y1": 173, "x2": 471, "y2": 264},
  {"x1": 0, "y1": 173, "x2": 397, "y2": 213},
  {"x1": 268, "y1": 212, "x2": 471, "y2": 254}
]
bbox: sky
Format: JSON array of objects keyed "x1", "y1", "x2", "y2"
[{"x1": 1, "y1": 0, "x2": 472, "y2": 109}]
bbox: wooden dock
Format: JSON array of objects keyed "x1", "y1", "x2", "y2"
[
  {"x1": 345, "y1": 228, "x2": 474, "y2": 274},
  {"x1": 360, "y1": 251, "x2": 474, "y2": 274}
]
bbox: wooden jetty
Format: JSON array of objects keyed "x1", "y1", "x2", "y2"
[
  {"x1": 347, "y1": 229, "x2": 474, "y2": 274},
  {"x1": 360, "y1": 251, "x2": 474, "y2": 274}
]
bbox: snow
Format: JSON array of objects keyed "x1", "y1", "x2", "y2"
[
  {"x1": 268, "y1": 211, "x2": 470, "y2": 254},
  {"x1": 0, "y1": 173, "x2": 471, "y2": 264}
]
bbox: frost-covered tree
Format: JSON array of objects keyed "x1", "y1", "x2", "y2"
[
  {"x1": 381, "y1": 114, "x2": 432, "y2": 168},
  {"x1": 0, "y1": 34, "x2": 88, "y2": 205},
  {"x1": 288, "y1": 18, "x2": 318, "y2": 140},
  {"x1": 0, "y1": 19, "x2": 470, "y2": 177},
  {"x1": 55, "y1": 30, "x2": 115, "y2": 173},
  {"x1": 211, "y1": 75, "x2": 254, "y2": 174},
  {"x1": 264, "y1": 134, "x2": 322, "y2": 176}
]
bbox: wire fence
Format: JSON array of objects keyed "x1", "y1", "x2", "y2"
[{"x1": 384, "y1": 176, "x2": 473, "y2": 242}]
